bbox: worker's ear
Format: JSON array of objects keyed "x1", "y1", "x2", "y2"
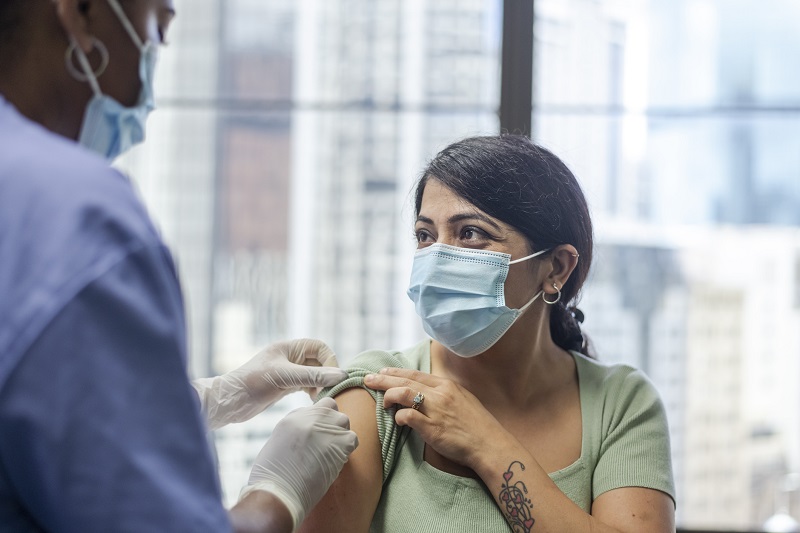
[{"x1": 53, "y1": 0, "x2": 93, "y2": 52}]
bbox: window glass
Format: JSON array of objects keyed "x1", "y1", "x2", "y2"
[
  {"x1": 118, "y1": 0, "x2": 502, "y2": 507},
  {"x1": 116, "y1": 0, "x2": 800, "y2": 527},
  {"x1": 533, "y1": 0, "x2": 800, "y2": 529}
]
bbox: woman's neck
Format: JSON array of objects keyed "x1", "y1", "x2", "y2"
[{"x1": 429, "y1": 311, "x2": 575, "y2": 409}]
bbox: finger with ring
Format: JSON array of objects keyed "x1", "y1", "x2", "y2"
[{"x1": 411, "y1": 391, "x2": 425, "y2": 410}]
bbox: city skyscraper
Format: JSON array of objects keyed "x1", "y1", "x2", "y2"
[
  {"x1": 118, "y1": 0, "x2": 223, "y2": 380},
  {"x1": 288, "y1": 0, "x2": 501, "y2": 362}
]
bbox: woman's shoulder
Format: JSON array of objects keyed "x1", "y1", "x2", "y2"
[
  {"x1": 318, "y1": 340, "x2": 427, "y2": 399},
  {"x1": 571, "y1": 351, "x2": 665, "y2": 412},
  {"x1": 316, "y1": 340, "x2": 429, "y2": 483},
  {"x1": 345, "y1": 339, "x2": 429, "y2": 373},
  {"x1": 570, "y1": 353, "x2": 675, "y2": 501},
  {"x1": 345, "y1": 348, "x2": 411, "y2": 373}
]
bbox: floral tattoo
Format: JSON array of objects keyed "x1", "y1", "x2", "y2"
[{"x1": 499, "y1": 461, "x2": 534, "y2": 532}]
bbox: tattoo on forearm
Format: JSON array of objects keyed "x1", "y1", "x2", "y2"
[{"x1": 499, "y1": 461, "x2": 534, "y2": 532}]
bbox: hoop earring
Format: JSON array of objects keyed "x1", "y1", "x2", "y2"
[
  {"x1": 543, "y1": 282, "x2": 561, "y2": 305},
  {"x1": 65, "y1": 37, "x2": 109, "y2": 82}
]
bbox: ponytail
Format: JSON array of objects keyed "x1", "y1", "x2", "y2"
[{"x1": 549, "y1": 303, "x2": 595, "y2": 358}]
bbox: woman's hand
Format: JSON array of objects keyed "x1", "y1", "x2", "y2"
[{"x1": 364, "y1": 368, "x2": 513, "y2": 470}]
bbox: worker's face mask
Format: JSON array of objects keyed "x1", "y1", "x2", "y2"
[
  {"x1": 73, "y1": 0, "x2": 157, "y2": 161},
  {"x1": 406, "y1": 243, "x2": 549, "y2": 357}
]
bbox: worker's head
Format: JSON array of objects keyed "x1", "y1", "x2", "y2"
[{"x1": 0, "y1": 0, "x2": 175, "y2": 157}]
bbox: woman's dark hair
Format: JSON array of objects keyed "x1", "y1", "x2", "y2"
[{"x1": 415, "y1": 135, "x2": 594, "y2": 356}]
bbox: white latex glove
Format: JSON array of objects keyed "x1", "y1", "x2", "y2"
[
  {"x1": 192, "y1": 339, "x2": 348, "y2": 431},
  {"x1": 239, "y1": 397, "x2": 358, "y2": 530}
]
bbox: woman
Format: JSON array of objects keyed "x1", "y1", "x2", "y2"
[
  {"x1": 0, "y1": 1, "x2": 355, "y2": 531},
  {"x1": 304, "y1": 135, "x2": 675, "y2": 532}
]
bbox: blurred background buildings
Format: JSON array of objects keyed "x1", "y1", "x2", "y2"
[{"x1": 117, "y1": 0, "x2": 800, "y2": 529}]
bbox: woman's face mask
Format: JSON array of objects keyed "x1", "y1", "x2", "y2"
[
  {"x1": 73, "y1": 0, "x2": 157, "y2": 161},
  {"x1": 407, "y1": 243, "x2": 549, "y2": 357}
]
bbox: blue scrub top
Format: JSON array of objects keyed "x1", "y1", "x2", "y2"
[{"x1": 0, "y1": 96, "x2": 232, "y2": 532}]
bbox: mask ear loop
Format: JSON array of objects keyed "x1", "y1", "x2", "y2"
[
  {"x1": 65, "y1": 37, "x2": 108, "y2": 95},
  {"x1": 106, "y1": 0, "x2": 146, "y2": 50},
  {"x1": 508, "y1": 248, "x2": 550, "y2": 312},
  {"x1": 516, "y1": 289, "x2": 545, "y2": 313},
  {"x1": 508, "y1": 248, "x2": 550, "y2": 265}
]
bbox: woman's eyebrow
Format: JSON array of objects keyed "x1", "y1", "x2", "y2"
[{"x1": 416, "y1": 213, "x2": 502, "y2": 231}]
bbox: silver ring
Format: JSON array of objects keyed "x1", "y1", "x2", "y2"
[{"x1": 411, "y1": 392, "x2": 425, "y2": 410}]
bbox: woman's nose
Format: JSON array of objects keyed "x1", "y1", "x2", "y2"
[{"x1": 433, "y1": 233, "x2": 458, "y2": 247}]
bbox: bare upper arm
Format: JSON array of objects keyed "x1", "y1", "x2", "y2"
[
  {"x1": 297, "y1": 387, "x2": 384, "y2": 533},
  {"x1": 592, "y1": 487, "x2": 675, "y2": 533}
]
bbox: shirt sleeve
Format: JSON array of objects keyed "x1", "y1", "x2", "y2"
[
  {"x1": 0, "y1": 244, "x2": 232, "y2": 533},
  {"x1": 317, "y1": 350, "x2": 413, "y2": 483},
  {"x1": 592, "y1": 368, "x2": 676, "y2": 504}
]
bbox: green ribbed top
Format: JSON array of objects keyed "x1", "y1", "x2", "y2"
[{"x1": 319, "y1": 340, "x2": 675, "y2": 532}]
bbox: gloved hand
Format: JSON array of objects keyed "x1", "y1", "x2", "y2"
[
  {"x1": 192, "y1": 339, "x2": 348, "y2": 430},
  {"x1": 239, "y1": 397, "x2": 359, "y2": 529}
]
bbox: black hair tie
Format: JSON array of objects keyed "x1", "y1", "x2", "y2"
[{"x1": 570, "y1": 307, "x2": 585, "y2": 324}]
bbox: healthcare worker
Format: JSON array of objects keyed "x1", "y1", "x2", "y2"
[{"x1": 0, "y1": 0, "x2": 358, "y2": 532}]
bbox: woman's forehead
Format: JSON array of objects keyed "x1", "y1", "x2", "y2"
[
  {"x1": 418, "y1": 181, "x2": 522, "y2": 234},
  {"x1": 419, "y1": 180, "x2": 481, "y2": 214}
]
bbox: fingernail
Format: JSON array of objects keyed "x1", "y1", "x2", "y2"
[
  {"x1": 379, "y1": 368, "x2": 388, "y2": 374},
  {"x1": 364, "y1": 374, "x2": 376, "y2": 383}
]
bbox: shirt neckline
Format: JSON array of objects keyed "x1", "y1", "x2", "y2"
[{"x1": 413, "y1": 340, "x2": 588, "y2": 481}]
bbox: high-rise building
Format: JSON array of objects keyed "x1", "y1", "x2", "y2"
[
  {"x1": 140, "y1": 0, "x2": 504, "y2": 504},
  {"x1": 211, "y1": 0, "x2": 296, "y2": 371},
  {"x1": 117, "y1": 0, "x2": 223, "y2": 379},
  {"x1": 289, "y1": 0, "x2": 501, "y2": 363},
  {"x1": 581, "y1": 227, "x2": 800, "y2": 527}
]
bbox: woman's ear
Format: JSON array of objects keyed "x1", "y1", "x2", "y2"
[
  {"x1": 53, "y1": 0, "x2": 93, "y2": 52},
  {"x1": 543, "y1": 244, "x2": 580, "y2": 297}
]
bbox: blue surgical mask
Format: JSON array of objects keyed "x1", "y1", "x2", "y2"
[
  {"x1": 407, "y1": 243, "x2": 549, "y2": 358},
  {"x1": 74, "y1": 0, "x2": 157, "y2": 160}
]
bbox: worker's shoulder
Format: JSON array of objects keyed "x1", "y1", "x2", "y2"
[
  {"x1": 0, "y1": 102, "x2": 173, "y2": 374},
  {"x1": 0, "y1": 107, "x2": 160, "y2": 252}
]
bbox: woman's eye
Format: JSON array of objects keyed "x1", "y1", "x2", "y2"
[
  {"x1": 415, "y1": 230, "x2": 433, "y2": 243},
  {"x1": 461, "y1": 227, "x2": 487, "y2": 241}
]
